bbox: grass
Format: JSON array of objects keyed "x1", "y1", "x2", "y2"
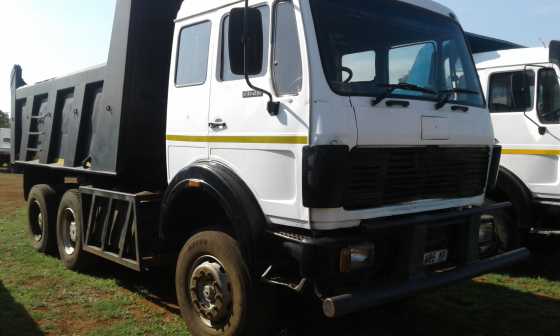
[
  {"x1": 2, "y1": 172, "x2": 560, "y2": 335},
  {"x1": 0, "y1": 208, "x2": 189, "y2": 335}
]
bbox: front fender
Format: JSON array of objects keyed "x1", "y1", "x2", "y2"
[{"x1": 159, "y1": 161, "x2": 268, "y2": 266}]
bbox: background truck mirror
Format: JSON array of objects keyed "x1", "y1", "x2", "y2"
[
  {"x1": 550, "y1": 41, "x2": 560, "y2": 66},
  {"x1": 511, "y1": 72, "x2": 532, "y2": 110},
  {"x1": 228, "y1": 7, "x2": 263, "y2": 76}
]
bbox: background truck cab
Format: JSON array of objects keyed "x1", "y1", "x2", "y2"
[
  {"x1": 470, "y1": 34, "x2": 560, "y2": 250},
  {"x1": 0, "y1": 128, "x2": 11, "y2": 168}
]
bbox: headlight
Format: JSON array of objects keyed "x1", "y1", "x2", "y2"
[{"x1": 339, "y1": 243, "x2": 375, "y2": 273}]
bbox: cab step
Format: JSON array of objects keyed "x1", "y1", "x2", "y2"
[{"x1": 79, "y1": 186, "x2": 161, "y2": 272}]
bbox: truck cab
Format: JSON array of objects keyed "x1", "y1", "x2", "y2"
[
  {"x1": 0, "y1": 128, "x2": 10, "y2": 167},
  {"x1": 10, "y1": 1, "x2": 528, "y2": 335},
  {"x1": 473, "y1": 38, "x2": 560, "y2": 249},
  {"x1": 167, "y1": 0, "x2": 494, "y2": 230}
]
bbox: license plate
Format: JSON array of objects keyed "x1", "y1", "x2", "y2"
[{"x1": 423, "y1": 249, "x2": 448, "y2": 266}]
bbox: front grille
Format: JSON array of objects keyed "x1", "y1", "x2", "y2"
[{"x1": 343, "y1": 147, "x2": 490, "y2": 210}]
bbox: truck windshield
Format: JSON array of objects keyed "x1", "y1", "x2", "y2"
[{"x1": 309, "y1": 0, "x2": 484, "y2": 108}]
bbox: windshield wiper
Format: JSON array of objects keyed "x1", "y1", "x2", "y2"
[
  {"x1": 371, "y1": 83, "x2": 437, "y2": 106},
  {"x1": 435, "y1": 88, "x2": 480, "y2": 110}
]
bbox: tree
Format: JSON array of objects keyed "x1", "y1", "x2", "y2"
[{"x1": 0, "y1": 110, "x2": 9, "y2": 128}]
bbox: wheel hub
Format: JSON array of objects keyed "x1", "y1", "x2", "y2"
[
  {"x1": 69, "y1": 221, "x2": 77, "y2": 242},
  {"x1": 62, "y1": 208, "x2": 77, "y2": 255},
  {"x1": 35, "y1": 212, "x2": 43, "y2": 242},
  {"x1": 189, "y1": 258, "x2": 232, "y2": 326},
  {"x1": 30, "y1": 200, "x2": 44, "y2": 242}
]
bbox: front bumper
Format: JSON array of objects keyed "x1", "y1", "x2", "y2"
[
  {"x1": 322, "y1": 248, "x2": 528, "y2": 317},
  {"x1": 269, "y1": 202, "x2": 530, "y2": 318}
]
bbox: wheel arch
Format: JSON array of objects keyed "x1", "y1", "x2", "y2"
[
  {"x1": 159, "y1": 161, "x2": 269, "y2": 269},
  {"x1": 490, "y1": 166, "x2": 535, "y2": 229},
  {"x1": 23, "y1": 167, "x2": 64, "y2": 200}
]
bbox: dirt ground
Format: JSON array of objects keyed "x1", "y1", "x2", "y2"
[{"x1": 0, "y1": 171, "x2": 24, "y2": 217}]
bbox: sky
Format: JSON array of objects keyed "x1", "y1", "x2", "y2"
[{"x1": 0, "y1": 0, "x2": 559, "y2": 113}]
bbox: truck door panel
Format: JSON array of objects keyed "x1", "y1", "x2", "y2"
[
  {"x1": 208, "y1": 3, "x2": 309, "y2": 225},
  {"x1": 166, "y1": 19, "x2": 215, "y2": 180},
  {"x1": 490, "y1": 67, "x2": 560, "y2": 196}
]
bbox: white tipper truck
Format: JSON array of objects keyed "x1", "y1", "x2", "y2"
[
  {"x1": 469, "y1": 33, "x2": 560, "y2": 252},
  {"x1": 10, "y1": 1, "x2": 528, "y2": 335}
]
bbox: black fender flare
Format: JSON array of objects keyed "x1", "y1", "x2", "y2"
[
  {"x1": 492, "y1": 166, "x2": 534, "y2": 229},
  {"x1": 159, "y1": 161, "x2": 268, "y2": 267}
]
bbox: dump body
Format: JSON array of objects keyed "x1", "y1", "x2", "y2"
[{"x1": 11, "y1": 0, "x2": 182, "y2": 189}]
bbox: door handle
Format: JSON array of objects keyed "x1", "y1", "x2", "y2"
[{"x1": 209, "y1": 119, "x2": 227, "y2": 130}]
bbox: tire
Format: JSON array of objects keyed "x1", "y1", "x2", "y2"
[
  {"x1": 27, "y1": 185, "x2": 59, "y2": 253},
  {"x1": 176, "y1": 230, "x2": 274, "y2": 336},
  {"x1": 56, "y1": 189, "x2": 94, "y2": 271},
  {"x1": 480, "y1": 201, "x2": 520, "y2": 256}
]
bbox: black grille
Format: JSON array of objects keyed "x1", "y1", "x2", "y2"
[{"x1": 343, "y1": 147, "x2": 490, "y2": 210}]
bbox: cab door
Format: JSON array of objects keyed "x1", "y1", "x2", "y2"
[
  {"x1": 166, "y1": 17, "x2": 216, "y2": 180},
  {"x1": 207, "y1": 1, "x2": 310, "y2": 225},
  {"x1": 489, "y1": 66, "x2": 560, "y2": 199}
]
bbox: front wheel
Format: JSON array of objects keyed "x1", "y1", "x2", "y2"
[
  {"x1": 176, "y1": 230, "x2": 274, "y2": 336},
  {"x1": 479, "y1": 202, "x2": 520, "y2": 256}
]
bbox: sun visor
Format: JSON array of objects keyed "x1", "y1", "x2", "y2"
[{"x1": 551, "y1": 41, "x2": 560, "y2": 66}]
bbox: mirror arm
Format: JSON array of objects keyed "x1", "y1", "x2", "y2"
[
  {"x1": 244, "y1": 75, "x2": 280, "y2": 116},
  {"x1": 523, "y1": 111, "x2": 547, "y2": 135},
  {"x1": 242, "y1": 0, "x2": 280, "y2": 116}
]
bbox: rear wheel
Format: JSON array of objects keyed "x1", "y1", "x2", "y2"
[
  {"x1": 56, "y1": 190, "x2": 94, "y2": 271},
  {"x1": 27, "y1": 184, "x2": 58, "y2": 253},
  {"x1": 176, "y1": 230, "x2": 274, "y2": 336}
]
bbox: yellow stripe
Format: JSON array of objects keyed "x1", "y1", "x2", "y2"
[
  {"x1": 166, "y1": 135, "x2": 308, "y2": 145},
  {"x1": 502, "y1": 149, "x2": 560, "y2": 156}
]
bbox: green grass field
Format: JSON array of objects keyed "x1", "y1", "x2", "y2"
[
  {"x1": 2, "y1": 172, "x2": 560, "y2": 335},
  {"x1": 0, "y1": 209, "x2": 189, "y2": 336}
]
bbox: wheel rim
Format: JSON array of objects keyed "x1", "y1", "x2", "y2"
[
  {"x1": 61, "y1": 208, "x2": 78, "y2": 255},
  {"x1": 480, "y1": 212, "x2": 505, "y2": 254},
  {"x1": 188, "y1": 255, "x2": 233, "y2": 327},
  {"x1": 29, "y1": 200, "x2": 44, "y2": 242}
]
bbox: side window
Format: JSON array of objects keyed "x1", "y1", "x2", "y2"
[
  {"x1": 221, "y1": 6, "x2": 270, "y2": 81},
  {"x1": 488, "y1": 71, "x2": 535, "y2": 113},
  {"x1": 273, "y1": 1, "x2": 303, "y2": 95},
  {"x1": 175, "y1": 21, "x2": 212, "y2": 87},
  {"x1": 341, "y1": 51, "x2": 376, "y2": 83},
  {"x1": 537, "y1": 68, "x2": 560, "y2": 124}
]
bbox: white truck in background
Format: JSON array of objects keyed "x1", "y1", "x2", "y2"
[
  {"x1": 469, "y1": 34, "x2": 560, "y2": 251},
  {"x1": 0, "y1": 128, "x2": 11, "y2": 168},
  {"x1": 10, "y1": 1, "x2": 528, "y2": 335}
]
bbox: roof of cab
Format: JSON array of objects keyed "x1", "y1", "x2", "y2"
[
  {"x1": 474, "y1": 47, "x2": 550, "y2": 70},
  {"x1": 177, "y1": 0, "x2": 456, "y2": 22}
]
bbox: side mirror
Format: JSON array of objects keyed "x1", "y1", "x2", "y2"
[
  {"x1": 550, "y1": 41, "x2": 560, "y2": 65},
  {"x1": 228, "y1": 7, "x2": 263, "y2": 76},
  {"x1": 511, "y1": 72, "x2": 532, "y2": 110}
]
